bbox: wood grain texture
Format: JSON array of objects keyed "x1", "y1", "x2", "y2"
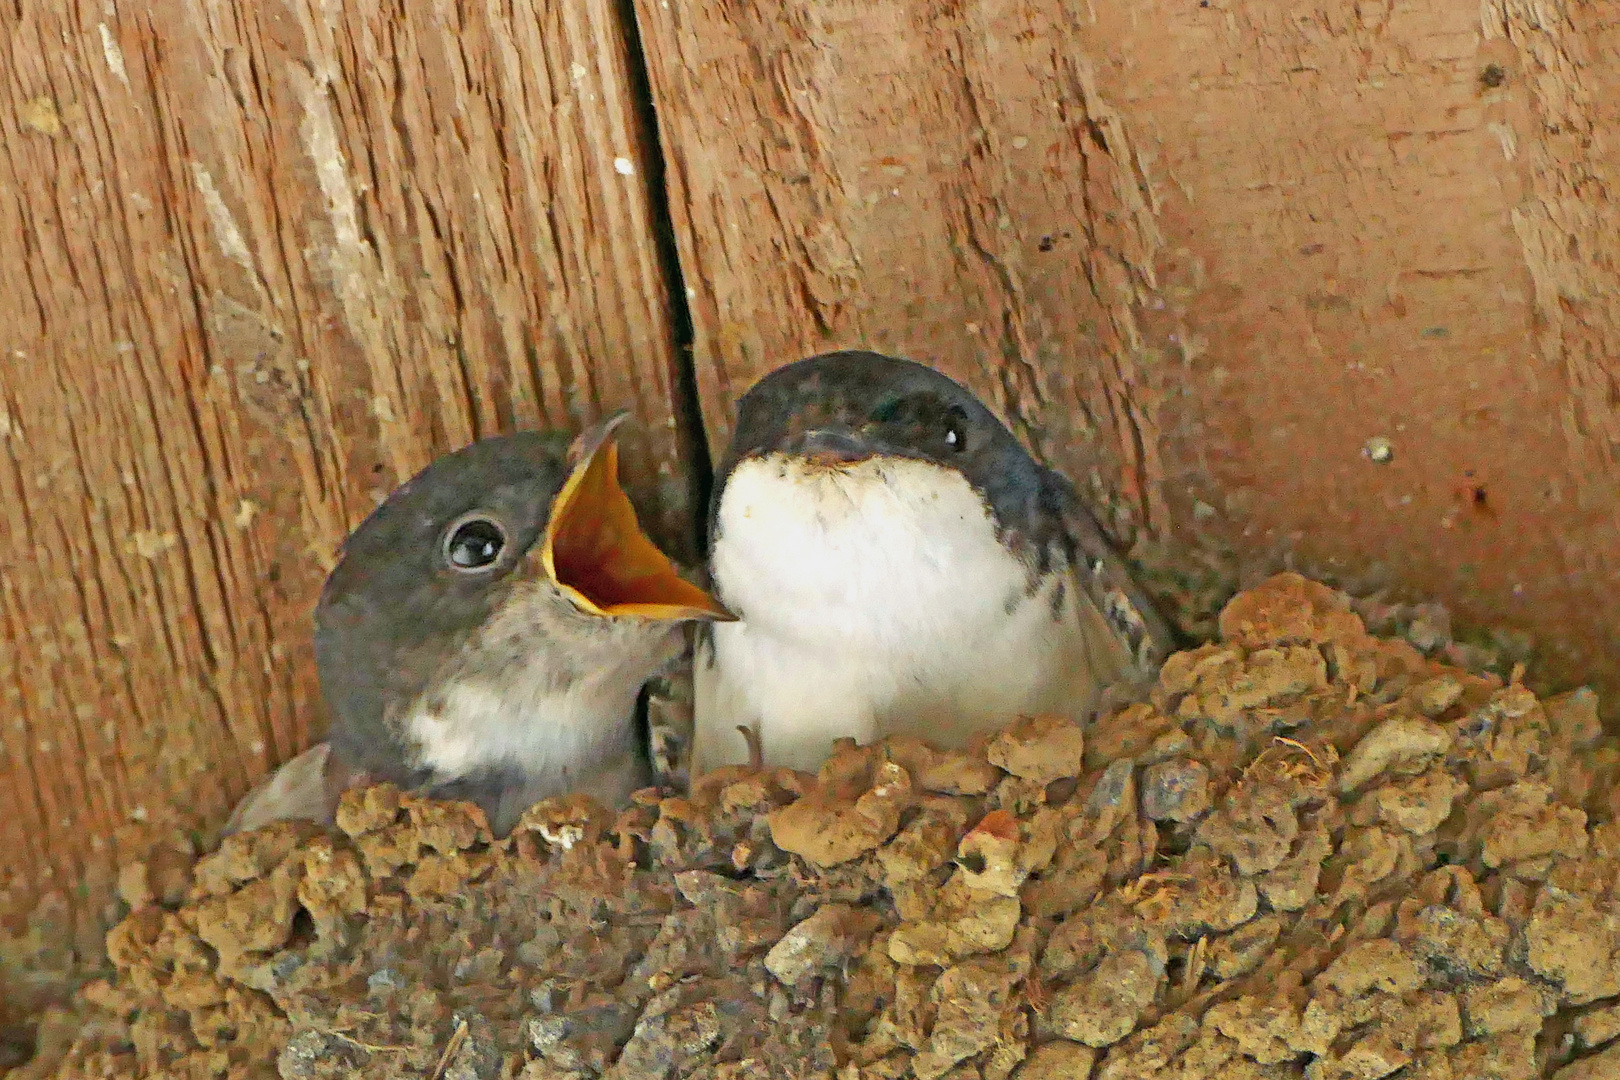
[
  {"x1": 0, "y1": 0, "x2": 689, "y2": 946},
  {"x1": 635, "y1": 0, "x2": 1620, "y2": 698},
  {"x1": 636, "y1": 0, "x2": 1186, "y2": 506}
]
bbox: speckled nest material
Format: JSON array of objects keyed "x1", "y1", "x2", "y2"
[{"x1": 47, "y1": 573, "x2": 1620, "y2": 1080}]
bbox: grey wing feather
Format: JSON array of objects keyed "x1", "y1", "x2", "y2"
[
  {"x1": 223, "y1": 742, "x2": 344, "y2": 835},
  {"x1": 1050, "y1": 473, "x2": 1177, "y2": 674}
]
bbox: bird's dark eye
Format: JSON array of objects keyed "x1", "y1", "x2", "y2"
[
  {"x1": 444, "y1": 516, "x2": 506, "y2": 571},
  {"x1": 943, "y1": 405, "x2": 969, "y2": 452}
]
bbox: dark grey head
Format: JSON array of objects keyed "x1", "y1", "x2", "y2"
[
  {"x1": 711, "y1": 350, "x2": 1052, "y2": 545},
  {"x1": 317, "y1": 432, "x2": 563, "y2": 777},
  {"x1": 317, "y1": 421, "x2": 729, "y2": 782}
]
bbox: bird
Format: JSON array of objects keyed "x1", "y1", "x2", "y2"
[
  {"x1": 689, "y1": 350, "x2": 1176, "y2": 777},
  {"x1": 225, "y1": 413, "x2": 733, "y2": 837}
]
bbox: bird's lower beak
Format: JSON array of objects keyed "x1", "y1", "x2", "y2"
[{"x1": 539, "y1": 412, "x2": 735, "y2": 622}]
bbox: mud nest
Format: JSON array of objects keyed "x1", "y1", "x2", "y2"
[{"x1": 39, "y1": 574, "x2": 1620, "y2": 1080}]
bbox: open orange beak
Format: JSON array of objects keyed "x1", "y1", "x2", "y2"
[{"x1": 540, "y1": 412, "x2": 734, "y2": 622}]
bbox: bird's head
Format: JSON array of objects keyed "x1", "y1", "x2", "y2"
[{"x1": 314, "y1": 414, "x2": 731, "y2": 762}]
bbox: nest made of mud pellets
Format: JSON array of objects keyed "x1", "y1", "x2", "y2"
[{"x1": 39, "y1": 574, "x2": 1620, "y2": 1080}]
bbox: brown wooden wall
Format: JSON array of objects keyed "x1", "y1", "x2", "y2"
[{"x1": 4, "y1": 0, "x2": 1619, "y2": 978}]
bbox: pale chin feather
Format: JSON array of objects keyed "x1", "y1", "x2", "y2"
[
  {"x1": 401, "y1": 586, "x2": 683, "y2": 795},
  {"x1": 692, "y1": 454, "x2": 1114, "y2": 775}
]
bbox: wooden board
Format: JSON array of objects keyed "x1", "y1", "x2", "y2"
[
  {"x1": 0, "y1": 0, "x2": 693, "y2": 950},
  {"x1": 635, "y1": 0, "x2": 1620, "y2": 698}
]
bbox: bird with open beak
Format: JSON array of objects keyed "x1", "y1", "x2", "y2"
[
  {"x1": 690, "y1": 350, "x2": 1176, "y2": 777},
  {"x1": 226, "y1": 414, "x2": 732, "y2": 837}
]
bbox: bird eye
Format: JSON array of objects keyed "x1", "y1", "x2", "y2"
[
  {"x1": 444, "y1": 516, "x2": 506, "y2": 571},
  {"x1": 943, "y1": 405, "x2": 969, "y2": 452}
]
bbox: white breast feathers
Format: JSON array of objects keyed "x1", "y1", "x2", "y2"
[{"x1": 692, "y1": 454, "x2": 1117, "y2": 775}]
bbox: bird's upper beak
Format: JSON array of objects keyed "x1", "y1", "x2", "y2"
[
  {"x1": 798, "y1": 427, "x2": 873, "y2": 468},
  {"x1": 539, "y1": 412, "x2": 735, "y2": 622}
]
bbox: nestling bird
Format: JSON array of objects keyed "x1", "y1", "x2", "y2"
[
  {"x1": 690, "y1": 350, "x2": 1175, "y2": 776},
  {"x1": 226, "y1": 414, "x2": 732, "y2": 836}
]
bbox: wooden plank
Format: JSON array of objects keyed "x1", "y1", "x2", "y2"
[
  {"x1": 634, "y1": 0, "x2": 1179, "y2": 522},
  {"x1": 0, "y1": 0, "x2": 691, "y2": 950},
  {"x1": 634, "y1": 0, "x2": 1620, "y2": 700}
]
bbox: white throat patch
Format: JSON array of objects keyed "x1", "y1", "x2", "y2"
[{"x1": 399, "y1": 583, "x2": 685, "y2": 821}]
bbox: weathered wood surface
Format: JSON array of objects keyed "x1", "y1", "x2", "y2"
[
  {"x1": 637, "y1": 0, "x2": 1620, "y2": 689},
  {"x1": 0, "y1": 0, "x2": 692, "y2": 952}
]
